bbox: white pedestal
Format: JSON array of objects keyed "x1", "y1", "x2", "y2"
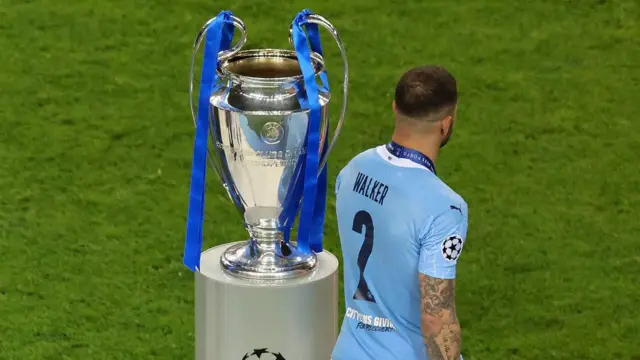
[{"x1": 195, "y1": 242, "x2": 339, "y2": 360}]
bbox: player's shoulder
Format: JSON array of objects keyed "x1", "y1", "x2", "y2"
[
  {"x1": 337, "y1": 147, "x2": 378, "y2": 176},
  {"x1": 335, "y1": 147, "x2": 378, "y2": 195},
  {"x1": 431, "y1": 177, "x2": 467, "y2": 213},
  {"x1": 408, "y1": 170, "x2": 467, "y2": 220},
  {"x1": 418, "y1": 180, "x2": 468, "y2": 246}
]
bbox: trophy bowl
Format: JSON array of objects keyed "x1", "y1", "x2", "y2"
[{"x1": 209, "y1": 49, "x2": 331, "y2": 279}]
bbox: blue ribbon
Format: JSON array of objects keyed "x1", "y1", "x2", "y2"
[
  {"x1": 183, "y1": 11, "x2": 235, "y2": 272},
  {"x1": 283, "y1": 9, "x2": 330, "y2": 253}
]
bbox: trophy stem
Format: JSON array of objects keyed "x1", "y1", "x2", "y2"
[
  {"x1": 220, "y1": 223, "x2": 318, "y2": 280},
  {"x1": 246, "y1": 223, "x2": 282, "y2": 242}
]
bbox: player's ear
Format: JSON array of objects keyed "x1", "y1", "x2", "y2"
[
  {"x1": 392, "y1": 100, "x2": 397, "y2": 114},
  {"x1": 440, "y1": 115, "x2": 453, "y2": 135}
]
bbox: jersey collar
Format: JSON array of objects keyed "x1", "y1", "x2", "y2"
[{"x1": 376, "y1": 144, "x2": 437, "y2": 174}]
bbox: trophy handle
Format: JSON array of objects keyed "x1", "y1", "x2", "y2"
[
  {"x1": 289, "y1": 14, "x2": 349, "y2": 174},
  {"x1": 190, "y1": 15, "x2": 247, "y2": 126},
  {"x1": 189, "y1": 15, "x2": 247, "y2": 182}
]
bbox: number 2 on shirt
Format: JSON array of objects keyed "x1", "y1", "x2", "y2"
[{"x1": 352, "y1": 210, "x2": 376, "y2": 303}]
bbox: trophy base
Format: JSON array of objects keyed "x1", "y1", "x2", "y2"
[
  {"x1": 196, "y1": 243, "x2": 339, "y2": 360},
  {"x1": 220, "y1": 239, "x2": 318, "y2": 279}
]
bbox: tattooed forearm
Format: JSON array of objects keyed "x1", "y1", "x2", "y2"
[{"x1": 419, "y1": 274, "x2": 461, "y2": 360}]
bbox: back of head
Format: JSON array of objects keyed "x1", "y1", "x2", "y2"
[
  {"x1": 393, "y1": 66, "x2": 458, "y2": 150},
  {"x1": 394, "y1": 66, "x2": 458, "y2": 126}
]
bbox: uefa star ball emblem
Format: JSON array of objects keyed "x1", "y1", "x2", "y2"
[
  {"x1": 260, "y1": 122, "x2": 284, "y2": 144},
  {"x1": 242, "y1": 348, "x2": 287, "y2": 360},
  {"x1": 441, "y1": 235, "x2": 464, "y2": 262}
]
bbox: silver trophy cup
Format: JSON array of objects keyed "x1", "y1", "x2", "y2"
[{"x1": 189, "y1": 13, "x2": 348, "y2": 280}]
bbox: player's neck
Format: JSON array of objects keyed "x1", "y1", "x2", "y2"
[{"x1": 390, "y1": 132, "x2": 440, "y2": 164}]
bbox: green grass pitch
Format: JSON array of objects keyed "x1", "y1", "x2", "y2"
[{"x1": 0, "y1": 0, "x2": 638, "y2": 359}]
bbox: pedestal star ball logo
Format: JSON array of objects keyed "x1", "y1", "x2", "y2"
[{"x1": 242, "y1": 348, "x2": 286, "y2": 360}]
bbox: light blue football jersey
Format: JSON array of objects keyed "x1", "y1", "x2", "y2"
[{"x1": 331, "y1": 145, "x2": 468, "y2": 360}]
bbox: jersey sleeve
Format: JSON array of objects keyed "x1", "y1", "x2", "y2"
[{"x1": 418, "y1": 202, "x2": 468, "y2": 279}]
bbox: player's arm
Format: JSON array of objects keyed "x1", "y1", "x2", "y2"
[
  {"x1": 419, "y1": 274, "x2": 460, "y2": 360},
  {"x1": 417, "y1": 204, "x2": 468, "y2": 359}
]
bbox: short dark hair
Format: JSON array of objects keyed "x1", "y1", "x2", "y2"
[{"x1": 394, "y1": 66, "x2": 458, "y2": 120}]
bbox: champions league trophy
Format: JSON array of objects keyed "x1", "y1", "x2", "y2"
[{"x1": 183, "y1": 9, "x2": 348, "y2": 360}]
